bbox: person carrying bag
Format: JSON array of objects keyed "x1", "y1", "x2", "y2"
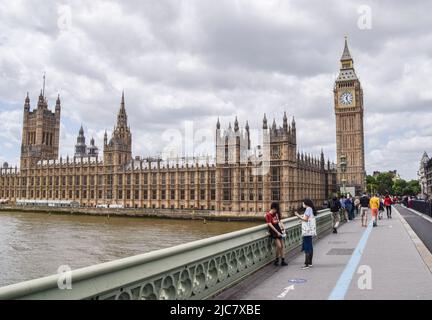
[{"x1": 295, "y1": 199, "x2": 317, "y2": 269}]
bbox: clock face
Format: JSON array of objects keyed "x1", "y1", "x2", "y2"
[{"x1": 340, "y1": 91, "x2": 353, "y2": 105}]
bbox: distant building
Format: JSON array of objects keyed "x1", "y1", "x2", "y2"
[
  {"x1": 0, "y1": 89, "x2": 339, "y2": 214},
  {"x1": 1, "y1": 38, "x2": 367, "y2": 213},
  {"x1": 373, "y1": 170, "x2": 400, "y2": 181},
  {"x1": 426, "y1": 160, "x2": 432, "y2": 199},
  {"x1": 418, "y1": 151, "x2": 429, "y2": 198},
  {"x1": 74, "y1": 125, "x2": 99, "y2": 158}
]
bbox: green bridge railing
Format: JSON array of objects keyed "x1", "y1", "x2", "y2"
[{"x1": 0, "y1": 209, "x2": 333, "y2": 300}]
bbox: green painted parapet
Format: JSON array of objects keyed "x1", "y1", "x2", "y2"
[{"x1": 0, "y1": 209, "x2": 332, "y2": 300}]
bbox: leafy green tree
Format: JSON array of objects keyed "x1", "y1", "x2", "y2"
[
  {"x1": 402, "y1": 180, "x2": 421, "y2": 196},
  {"x1": 376, "y1": 172, "x2": 394, "y2": 195},
  {"x1": 366, "y1": 175, "x2": 378, "y2": 194},
  {"x1": 393, "y1": 179, "x2": 407, "y2": 196},
  {"x1": 364, "y1": 173, "x2": 419, "y2": 196}
]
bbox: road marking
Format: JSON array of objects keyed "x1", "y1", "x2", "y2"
[
  {"x1": 328, "y1": 220, "x2": 373, "y2": 300},
  {"x1": 277, "y1": 285, "x2": 295, "y2": 298}
]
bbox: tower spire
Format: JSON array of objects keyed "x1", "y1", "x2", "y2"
[
  {"x1": 116, "y1": 91, "x2": 128, "y2": 129},
  {"x1": 341, "y1": 36, "x2": 352, "y2": 61}
]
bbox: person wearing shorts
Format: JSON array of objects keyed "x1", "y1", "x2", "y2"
[
  {"x1": 265, "y1": 202, "x2": 287, "y2": 266},
  {"x1": 369, "y1": 194, "x2": 380, "y2": 227}
]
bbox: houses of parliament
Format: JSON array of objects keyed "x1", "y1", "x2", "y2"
[{"x1": 0, "y1": 39, "x2": 366, "y2": 215}]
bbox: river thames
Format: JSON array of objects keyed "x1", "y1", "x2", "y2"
[{"x1": 0, "y1": 211, "x2": 259, "y2": 287}]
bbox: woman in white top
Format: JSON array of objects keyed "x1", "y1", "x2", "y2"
[{"x1": 295, "y1": 198, "x2": 317, "y2": 269}]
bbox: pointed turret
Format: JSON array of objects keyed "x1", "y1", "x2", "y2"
[
  {"x1": 55, "y1": 94, "x2": 61, "y2": 111},
  {"x1": 87, "y1": 136, "x2": 99, "y2": 157},
  {"x1": 283, "y1": 112, "x2": 288, "y2": 131},
  {"x1": 320, "y1": 149, "x2": 325, "y2": 169},
  {"x1": 37, "y1": 89, "x2": 44, "y2": 108},
  {"x1": 291, "y1": 116, "x2": 296, "y2": 139},
  {"x1": 245, "y1": 120, "x2": 250, "y2": 149},
  {"x1": 272, "y1": 118, "x2": 276, "y2": 131},
  {"x1": 75, "y1": 125, "x2": 87, "y2": 157},
  {"x1": 234, "y1": 116, "x2": 239, "y2": 132},
  {"x1": 216, "y1": 117, "x2": 220, "y2": 130},
  {"x1": 24, "y1": 92, "x2": 30, "y2": 111},
  {"x1": 263, "y1": 113, "x2": 268, "y2": 130}
]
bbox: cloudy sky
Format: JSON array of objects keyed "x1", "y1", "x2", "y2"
[{"x1": 0, "y1": 0, "x2": 431, "y2": 180}]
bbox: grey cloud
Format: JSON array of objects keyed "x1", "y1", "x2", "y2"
[{"x1": 0, "y1": 0, "x2": 431, "y2": 179}]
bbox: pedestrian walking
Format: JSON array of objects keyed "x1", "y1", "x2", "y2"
[
  {"x1": 402, "y1": 196, "x2": 408, "y2": 207},
  {"x1": 340, "y1": 195, "x2": 348, "y2": 222},
  {"x1": 329, "y1": 195, "x2": 341, "y2": 234},
  {"x1": 408, "y1": 197, "x2": 413, "y2": 208},
  {"x1": 384, "y1": 195, "x2": 393, "y2": 218},
  {"x1": 359, "y1": 193, "x2": 370, "y2": 227},
  {"x1": 354, "y1": 196, "x2": 360, "y2": 216},
  {"x1": 370, "y1": 194, "x2": 380, "y2": 227},
  {"x1": 265, "y1": 202, "x2": 288, "y2": 266},
  {"x1": 378, "y1": 197, "x2": 384, "y2": 220},
  {"x1": 295, "y1": 199, "x2": 317, "y2": 269},
  {"x1": 346, "y1": 195, "x2": 354, "y2": 221}
]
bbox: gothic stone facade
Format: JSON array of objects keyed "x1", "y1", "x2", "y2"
[
  {"x1": 334, "y1": 38, "x2": 366, "y2": 194},
  {"x1": 0, "y1": 90, "x2": 337, "y2": 215},
  {"x1": 3, "y1": 41, "x2": 376, "y2": 214}
]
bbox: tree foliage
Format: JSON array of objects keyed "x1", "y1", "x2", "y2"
[{"x1": 366, "y1": 174, "x2": 420, "y2": 196}]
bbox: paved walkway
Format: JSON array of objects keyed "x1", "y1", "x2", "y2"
[{"x1": 216, "y1": 207, "x2": 432, "y2": 300}]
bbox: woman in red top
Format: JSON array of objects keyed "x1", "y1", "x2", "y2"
[
  {"x1": 265, "y1": 202, "x2": 287, "y2": 266},
  {"x1": 384, "y1": 195, "x2": 393, "y2": 219}
]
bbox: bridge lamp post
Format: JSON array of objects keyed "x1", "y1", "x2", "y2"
[{"x1": 340, "y1": 155, "x2": 347, "y2": 196}]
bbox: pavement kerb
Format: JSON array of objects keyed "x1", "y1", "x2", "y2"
[
  {"x1": 403, "y1": 205, "x2": 432, "y2": 224},
  {"x1": 393, "y1": 206, "x2": 432, "y2": 274}
]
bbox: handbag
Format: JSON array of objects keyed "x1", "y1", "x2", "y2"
[{"x1": 302, "y1": 217, "x2": 317, "y2": 236}]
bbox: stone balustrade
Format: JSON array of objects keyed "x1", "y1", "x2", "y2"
[{"x1": 0, "y1": 209, "x2": 333, "y2": 300}]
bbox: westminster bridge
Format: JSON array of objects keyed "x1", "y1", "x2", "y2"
[{"x1": 0, "y1": 205, "x2": 431, "y2": 300}]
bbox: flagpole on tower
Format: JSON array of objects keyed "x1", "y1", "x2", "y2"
[{"x1": 42, "y1": 72, "x2": 46, "y2": 98}]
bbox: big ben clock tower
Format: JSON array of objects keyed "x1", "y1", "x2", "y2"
[{"x1": 334, "y1": 37, "x2": 366, "y2": 195}]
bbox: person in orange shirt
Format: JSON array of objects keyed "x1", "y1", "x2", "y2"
[{"x1": 369, "y1": 194, "x2": 380, "y2": 227}]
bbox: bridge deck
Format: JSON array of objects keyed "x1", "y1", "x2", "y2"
[{"x1": 215, "y1": 206, "x2": 432, "y2": 300}]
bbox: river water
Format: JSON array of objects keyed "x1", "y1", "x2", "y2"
[{"x1": 0, "y1": 211, "x2": 259, "y2": 287}]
